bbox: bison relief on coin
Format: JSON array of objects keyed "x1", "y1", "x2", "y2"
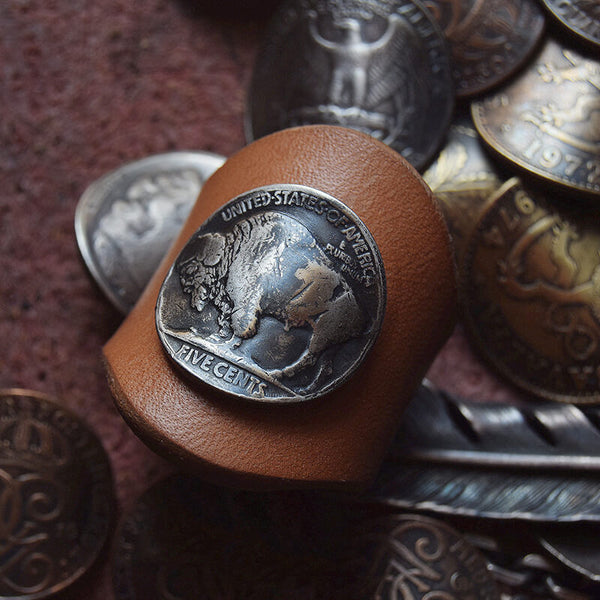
[{"x1": 156, "y1": 185, "x2": 386, "y2": 402}]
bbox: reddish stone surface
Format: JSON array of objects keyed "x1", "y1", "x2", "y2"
[{"x1": 0, "y1": 1, "x2": 524, "y2": 597}]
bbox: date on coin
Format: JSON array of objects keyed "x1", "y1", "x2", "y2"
[
  {"x1": 461, "y1": 178, "x2": 600, "y2": 404},
  {"x1": 155, "y1": 184, "x2": 386, "y2": 403}
]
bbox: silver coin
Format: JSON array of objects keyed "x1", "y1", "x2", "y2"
[
  {"x1": 75, "y1": 151, "x2": 226, "y2": 314},
  {"x1": 155, "y1": 184, "x2": 386, "y2": 403},
  {"x1": 246, "y1": 0, "x2": 454, "y2": 171}
]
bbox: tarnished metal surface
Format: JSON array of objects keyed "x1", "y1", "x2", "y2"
[
  {"x1": 0, "y1": 389, "x2": 114, "y2": 599},
  {"x1": 364, "y1": 514, "x2": 500, "y2": 599},
  {"x1": 75, "y1": 152, "x2": 225, "y2": 314},
  {"x1": 246, "y1": 0, "x2": 453, "y2": 170},
  {"x1": 155, "y1": 184, "x2": 386, "y2": 403},
  {"x1": 423, "y1": 112, "x2": 503, "y2": 261},
  {"x1": 460, "y1": 178, "x2": 600, "y2": 404},
  {"x1": 541, "y1": 0, "x2": 600, "y2": 48},
  {"x1": 423, "y1": 0, "x2": 545, "y2": 98},
  {"x1": 472, "y1": 38, "x2": 600, "y2": 196}
]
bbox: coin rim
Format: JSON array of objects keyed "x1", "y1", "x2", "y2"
[
  {"x1": 0, "y1": 387, "x2": 115, "y2": 599},
  {"x1": 155, "y1": 183, "x2": 387, "y2": 404},
  {"x1": 74, "y1": 151, "x2": 226, "y2": 314},
  {"x1": 459, "y1": 177, "x2": 600, "y2": 404}
]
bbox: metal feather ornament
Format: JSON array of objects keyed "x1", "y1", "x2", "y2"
[{"x1": 368, "y1": 381, "x2": 600, "y2": 522}]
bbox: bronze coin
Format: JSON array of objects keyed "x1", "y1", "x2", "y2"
[
  {"x1": 361, "y1": 514, "x2": 500, "y2": 599},
  {"x1": 541, "y1": 0, "x2": 600, "y2": 48},
  {"x1": 423, "y1": 112, "x2": 503, "y2": 261},
  {"x1": 112, "y1": 474, "x2": 370, "y2": 599},
  {"x1": 0, "y1": 389, "x2": 114, "y2": 599},
  {"x1": 246, "y1": 0, "x2": 454, "y2": 171},
  {"x1": 461, "y1": 178, "x2": 600, "y2": 404},
  {"x1": 472, "y1": 37, "x2": 600, "y2": 196},
  {"x1": 423, "y1": 0, "x2": 545, "y2": 98}
]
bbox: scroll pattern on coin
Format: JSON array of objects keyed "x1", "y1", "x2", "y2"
[
  {"x1": 461, "y1": 178, "x2": 600, "y2": 404},
  {"x1": 0, "y1": 390, "x2": 114, "y2": 598},
  {"x1": 541, "y1": 0, "x2": 600, "y2": 48},
  {"x1": 246, "y1": 0, "x2": 453, "y2": 170},
  {"x1": 75, "y1": 152, "x2": 225, "y2": 313},
  {"x1": 423, "y1": 0, "x2": 545, "y2": 98},
  {"x1": 156, "y1": 184, "x2": 386, "y2": 403},
  {"x1": 472, "y1": 38, "x2": 600, "y2": 196},
  {"x1": 363, "y1": 514, "x2": 499, "y2": 599}
]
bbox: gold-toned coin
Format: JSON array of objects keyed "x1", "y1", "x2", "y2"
[
  {"x1": 423, "y1": 113, "x2": 503, "y2": 261},
  {"x1": 461, "y1": 178, "x2": 600, "y2": 404},
  {"x1": 423, "y1": 0, "x2": 545, "y2": 98},
  {"x1": 472, "y1": 37, "x2": 600, "y2": 196}
]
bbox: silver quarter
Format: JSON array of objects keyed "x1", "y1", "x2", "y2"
[
  {"x1": 155, "y1": 184, "x2": 386, "y2": 403},
  {"x1": 75, "y1": 151, "x2": 226, "y2": 314},
  {"x1": 246, "y1": 0, "x2": 454, "y2": 171}
]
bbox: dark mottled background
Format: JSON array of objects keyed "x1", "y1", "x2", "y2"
[{"x1": 0, "y1": 1, "x2": 524, "y2": 597}]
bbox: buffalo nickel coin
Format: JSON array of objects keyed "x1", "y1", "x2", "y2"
[
  {"x1": 75, "y1": 151, "x2": 226, "y2": 314},
  {"x1": 541, "y1": 0, "x2": 600, "y2": 48},
  {"x1": 0, "y1": 389, "x2": 114, "y2": 599},
  {"x1": 472, "y1": 38, "x2": 600, "y2": 196},
  {"x1": 246, "y1": 0, "x2": 453, "y2": 171},
  {"x1": 461, "y1": 178, "x2": 600, "y2": 404},
  {"x1": 155, "y1": 184, "x2": 386, "y2": 403},
  {"x1": 423, "y1": 0, "x2": 545, "y2": 98}
]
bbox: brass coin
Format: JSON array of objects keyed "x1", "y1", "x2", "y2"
[
  {"x1": 0, "y1": 389, "x2": 114, "y2": 599},
  {"x1": 423, "y1": 0, "x2": 545, "y2": 98},
  {"x1": 472, "y1": 37, "x2": 600, "y2": 196},
  {"x1": 362, "y1": 514, "x2": 500, "y2": 599},
  {"x1": 155, "y1": 184, "x2": 386, "y2": 403},
  {"x1": 246, "y1": 0, "x2": 454, "y2": 170},
  {"x1": 423, "y1": 112, "x2": 503, "y2": 261},
  {"x1": 461, "y1": 178, "x2": 600, "y2": 404},
  {"x1": 541, "y1": 0, "x2": 600, "y2": 48}
]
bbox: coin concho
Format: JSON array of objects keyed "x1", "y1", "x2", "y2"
[{"x1": 155, "y1": 184, "x2": 386, "y2": 403}]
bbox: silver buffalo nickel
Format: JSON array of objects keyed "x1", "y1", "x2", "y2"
[
  {"x1": 155, "y1": 185, "x2": 386, "y2": 403},
  {"x1": 246, "y1": 0, "x2": 453, "y2": 171},
  {"x1": 75, "y1": 151, "x2": 226, "y2": 314}
]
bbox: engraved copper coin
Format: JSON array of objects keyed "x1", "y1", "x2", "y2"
[
  {"x1": 423, "y1": 113, "x2": 503, "y2": 260},
  {"x1": 362, "y1": 514, "x2": 500, "y2": 599},
  {"x1": 113, "y1": 474, "x2": 369, "y2": 600},
  {"x1": 75, "y1": 151, "x2": 226, "y2": 314},
  {"x1": 461, "y1": 178, "x2": 600, "y2": 404},
  {"x1": 246, "y1": 0, "x2": 454, "y2": 170},
  {"x1": 541, "y1": 0, "x2": 600, "y2": 48},
  {"x1": 0, "y1": 389, "x2": 114, "y2": 599},
  {"x1": 423, "y1": 0, "x2": 545, "y2": 98},
  {"x1": 472, "y1": 38, "x2": 600, "y2": 196},
  {"x1": 155, "y1": 184, "x2": 386, "y2": 403}
]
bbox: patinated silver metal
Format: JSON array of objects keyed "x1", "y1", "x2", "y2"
[
  {"x1": 246, "y1": 0, "x2": 454, "y2": 171},
  {"x1": 155, "y1": 184, "x2": 386, "y2": 403},
  {"x1": 75, "y1": 151, "x2": 226, "y2": 314},
  {"x1": 541, "y1": 0, "x2": 600, "y2": 48}
]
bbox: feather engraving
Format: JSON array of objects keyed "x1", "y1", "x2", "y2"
[{"x1": 369, "y1": 381, "x2": 600, "y2": 522}]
